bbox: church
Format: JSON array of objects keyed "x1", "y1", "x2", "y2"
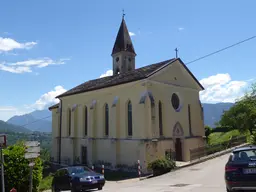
[{"x1": 49, "y1": 16, "x2": 206, "y2": 172}]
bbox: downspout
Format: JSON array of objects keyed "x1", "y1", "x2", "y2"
[{"x1": 58, "y1": 99, "x2": 62, "y2": 164}]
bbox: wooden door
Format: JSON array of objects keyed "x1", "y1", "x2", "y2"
[
  {"x1": 175, "y1": 138, "x2": 182, "y2": 161},
  {"x1": 81, "y1": 146, "x2": 88, "y2": 165}
]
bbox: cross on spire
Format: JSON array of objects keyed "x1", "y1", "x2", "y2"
[
  {"x1": 175, "y1": 48, "x2": 179, "y2": 58},
  {"x1": 122, "y1": 9, "x2": 125, "y2": 19}
]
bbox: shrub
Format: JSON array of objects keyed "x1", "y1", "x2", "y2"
[
  {"x1": 249, "y1": 133, "x2": 256, "y2": 145},
  {"x1": 147, "y1": 158, "x2": 176, "y2": 176},
  {"x1": 3, "y1": 142, "x2": 43, "y2": 192}
]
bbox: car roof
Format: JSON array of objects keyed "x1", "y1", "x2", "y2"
[
  {"x1": 233, "y1": 145, "x2": 256, "y2": 153},
  {"x1": 57, "y1": 166, "x2": 87, "y2": 171}
]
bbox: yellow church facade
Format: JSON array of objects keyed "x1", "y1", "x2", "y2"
[{"x1": 49, "y1": 17, "x2": 206, "y2": 172}]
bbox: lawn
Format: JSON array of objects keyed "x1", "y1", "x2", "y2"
[
  {"x1": 208, "y1": 129, "x2": 245, "y2": 145},
  {"x1": 39, "y1": 174, "x2": 53, "y2": 192}
]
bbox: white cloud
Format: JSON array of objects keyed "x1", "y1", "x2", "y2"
[
  {"x1": 0, "y1": 106, "x2": 17, "y2": 111},
  {"x1": 0, "y1": 58, "x2": 69, "y2": 74},
  {"x1": 0, "y1": 106, "x2": 31, "y2": 121},
  {"x1": 129, "y1": 32, "x2": 136, "y2": 36},
  {"x1": 10, "y1": 57, "x2": 68, "y2": 68},
  {"x1": 100, "y1": 69, "x2": 113, "y2": 78},
  {"x1": 178, "y1": 27, "x2": 185, "y2": 31},
  {"x1": 0, "y1": 86, "x2": 67, "y2": 121},
  {"x1": 0, "y1": 37, "x2": 36, "y2": 52},
  {"x1": 0, "y1": 63, "x2": 32, "y2": 73},
  {"x1": 199, "y1": 73, "x2": 249, "y2": 103},
  {"x1": 30, "y1": 85, "x2": 67, "y2": 110}
]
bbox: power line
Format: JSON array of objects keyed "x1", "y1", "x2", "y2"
[
  {"x1": 186, "y1": 35, "x2": 256, "y2": 65},
  {"x1": 21, "y1": 115, "x2": 51, "y2": 127}
]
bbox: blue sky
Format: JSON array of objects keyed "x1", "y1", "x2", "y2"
[{"x1": 0, "y1": 0, "x2": 256, "y2": 121}]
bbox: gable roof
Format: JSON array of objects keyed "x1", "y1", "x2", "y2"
[
  {"x1": 49, "y1": 103, "x2": 59, "y2": 110},
  {"x1": 112, "y1": 18, "x2": 136, "y2": 55},
  {"x1": 56, "y1": 58, "x2": 204, "y2": 99}
]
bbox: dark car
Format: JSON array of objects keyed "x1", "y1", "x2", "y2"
[
  {"x1": 52, "y1": 166, "x2": 105, "y2": 192},
  {"x1": 225, "y1": 145, "x2": 256, "y2": 191}
]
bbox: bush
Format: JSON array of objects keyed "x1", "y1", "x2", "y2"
[
  {"x1": 148, "y1": 158, "x2": 176, "y2": 176},
  {"x1": 250, "y1": 133, "x2": 256, "y2": 145},
  {"x1": 3, "y1": 142, "x2": 43, "y2": 192},
  {"x1": 211, "y1": 126, "x2": 232, "y2": 133}
]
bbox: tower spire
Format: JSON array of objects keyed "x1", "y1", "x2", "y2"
[
  {"x1": 112, "y1": 16, "x2": 136, "y2": 75},
  {"x1": 111, "y1": 16, "x2": 136, "y2": 56}
]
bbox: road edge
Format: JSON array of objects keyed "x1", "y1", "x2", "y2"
[{"x1": 139, "y1": 143, "x2": 249, "y2": 181}]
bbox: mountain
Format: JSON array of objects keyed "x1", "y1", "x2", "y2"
[
  {"x1": 0, "y1": 120, "x2": 31, "y2": 133},
  {"x1": 7, "y1": 110, "x2": 52, "y2": 132},
  {"x1": 30, "y1": 110, "x2": 52, "y2": 121},
  {"x1": 202, "y1": 102, "x2": 234, "y2": 128}
]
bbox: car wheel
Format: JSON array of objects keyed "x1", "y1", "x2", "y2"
[
  {"x1": 98, "y1": 186, "x2": 103, "y2": 190},
  {"x1": 71, "y1": 187, "x2": 78, "y2": 192},
  {"x1": 52, "y1": 185, "x2": 60, "y2": 192}
]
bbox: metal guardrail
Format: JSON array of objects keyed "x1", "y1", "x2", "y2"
[{"x1": 190, "y1": 136, "x2": 247, "y2": 161}]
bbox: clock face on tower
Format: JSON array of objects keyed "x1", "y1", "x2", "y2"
[{"x1": 116, "y1": 57, "x2": 119, "y2": 62}]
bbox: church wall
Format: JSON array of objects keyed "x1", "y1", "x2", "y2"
[
  {"x1": 51, "y1": 108, "x2": 59, "y2": 162},
  {"x1": 149, "y1": 60, "x2": 202, "y2": 91},
  {"x1": 54, "y1": 80, "x2": 148, "y2": 166},
  {"x1": 147, "y1": 63, "x2": 205, "y2": 138},
  {"x1": 145, "y1": 61, "x2": 205, "y2": 161},
  {"x1": 146, "y1": 82, "x2": 196, "y2": 138},
  {"x1": 118, "y1": 141, "x2": 142, "y2": 166},
  {"x1": 183, "y1": 137, "x2": 205, "y2": 161}
]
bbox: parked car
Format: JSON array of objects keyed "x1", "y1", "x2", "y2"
[
  {"x1": 225, "y1": 145, "x2": 256, "y2": 191},
  {"x1": 52, "y1": 166, "x2": 105, "y2": 192}
]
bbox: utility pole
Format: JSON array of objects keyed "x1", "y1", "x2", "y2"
[
  {"x1": 29, "y1": 162, "x2": 34, "y2": 192},
  {"x1": 0, "y1": 134, "x2": 6, "y2": 192},
  {"x1": 25, "y1": 141, "x2": 40, "y2": 192},
  {"x1": 1, "y1": 149, "x2": 5, "y2": 192}
]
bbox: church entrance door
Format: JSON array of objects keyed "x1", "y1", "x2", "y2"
[
  {"x1": 81, "y1": 146, "x2": 88, "y2": 165},
  {"x1": 175, "y1": 138, "x2": 182, "y2": 161}
]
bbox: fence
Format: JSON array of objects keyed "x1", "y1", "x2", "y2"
[{"x1": 190, "y1": 136, "x2": 247, "y2": 161}]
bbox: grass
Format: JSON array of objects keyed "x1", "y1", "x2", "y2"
[
  {"x1": 208, "y1": 129, "x2": 242, "y2": 145},
  {"x1": 39, "y1": 174, "x2": 53, "y2": 192}
]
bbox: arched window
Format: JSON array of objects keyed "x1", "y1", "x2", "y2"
[
  {"x1": 105, "y1": 104, "x2": 109, "y2": 136},
  {"x1": 84, "y1": 106, "x2": 88, "y2": 136},
  {"x1": 68, "y1": 108, "x2": 71, "y2": 136},
  {"x1": 159, "y1": 101, "x2": 163, "y2": 136},
  {"x1": 128, "y1": 101, "x2": 133, "y2": 136}
]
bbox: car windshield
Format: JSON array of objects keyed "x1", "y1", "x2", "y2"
[
  {"x1": 68, "y1": 167, "x2": 92, "y2": 175},
  {"x1": 232, "y1": 149, "x2": 256, "y2": 162}
]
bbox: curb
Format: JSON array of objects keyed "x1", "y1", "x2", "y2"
[
  {"x1": 140, "y1": 143, "x2": 249, "y2": 181},
  {"x1": 173, "y1": 143, "x2": 249, "y2": 170}
]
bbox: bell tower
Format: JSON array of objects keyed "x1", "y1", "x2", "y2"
[{"x1": 111, "y1": 15, "x2": 136, "y2": 75}]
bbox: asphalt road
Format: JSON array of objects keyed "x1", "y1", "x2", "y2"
[
  {"x1": 101, "y1": 153, "x2": 230, "y2": 192},
  {"x1": 58, "y1": 153, "x2": 229, "y2": 192}
]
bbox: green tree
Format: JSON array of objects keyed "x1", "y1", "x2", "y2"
[
  {"x1": 219, "y1": 83, "x2": 256, "y2": 135},
  {"x1": 205, "y1": 125, "x2": 213, "y2": 143},
  {"x1": 41, "y1": 148, "x2": 50, "y2": 162},
  {"x1": 3, "y1": 142, "x2": 43, "y2": 192}
]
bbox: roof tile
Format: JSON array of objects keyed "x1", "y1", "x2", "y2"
[{"x1": 57, "y1": 58, "x2": 176, "y2": 98}]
